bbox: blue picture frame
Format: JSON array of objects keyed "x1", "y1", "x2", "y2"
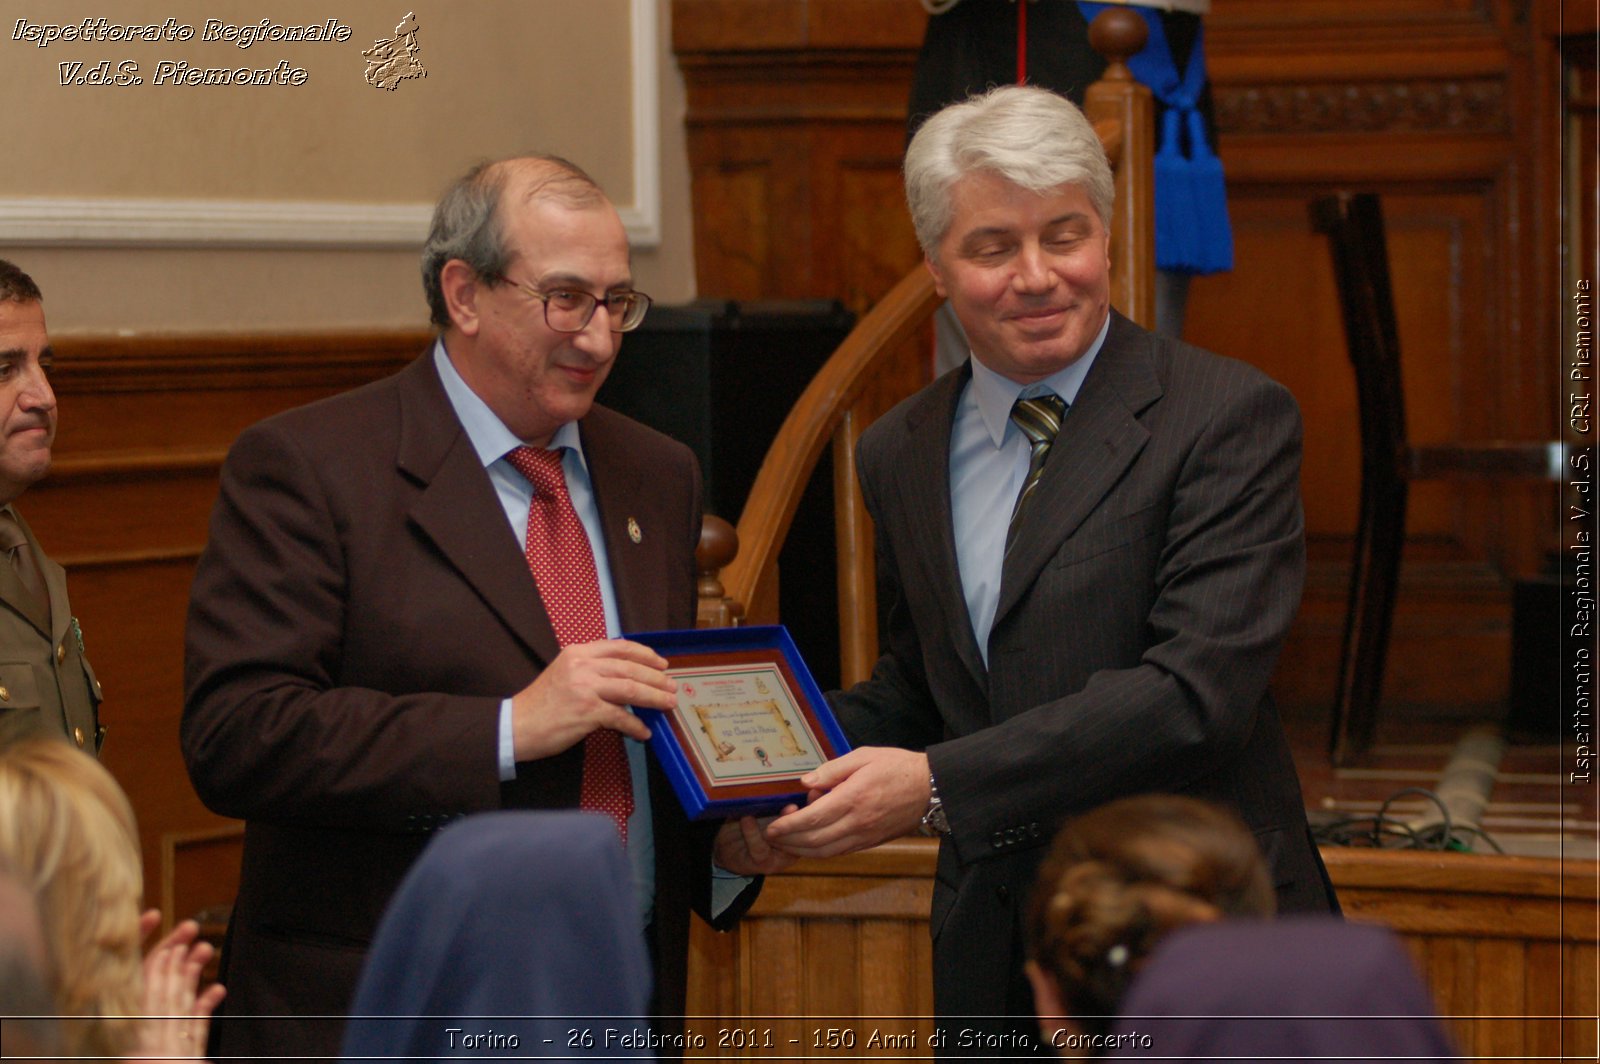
[{"x1": 626, "y1": 625, "x2": 852, "y2": 820}]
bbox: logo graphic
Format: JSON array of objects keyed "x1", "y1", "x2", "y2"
[{"x1": 363, "y1": 12, "x2": 425, "y2": 90}]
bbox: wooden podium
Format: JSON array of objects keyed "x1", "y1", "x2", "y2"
[{"x1": 686, "y1": 841, "x2": 1598, "y2": 1062}]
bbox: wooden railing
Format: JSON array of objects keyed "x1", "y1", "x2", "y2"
[{"x1": 695, "y1": 9, "x2": 1155, "y2": 685}]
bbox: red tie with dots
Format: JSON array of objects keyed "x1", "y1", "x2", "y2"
[{"x1": 505, "y1": 446, "x2": 634, "y2": 844}]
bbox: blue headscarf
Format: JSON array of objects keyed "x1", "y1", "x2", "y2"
[
  {"x1": 1107, "y1": 918, "x2": 1461, "y2": 1061},
  {"x1": 341, "y1": 811, "x2": 653, "y2": 1062}
]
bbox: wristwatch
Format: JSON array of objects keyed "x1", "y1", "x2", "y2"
[{"x1": 918, "y1": 771, "x2": 950, "y2": 836}]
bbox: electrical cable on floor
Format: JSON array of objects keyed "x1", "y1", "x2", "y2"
[
  {"x1": 1312, "y1": 785, "x2": 1505, "y2": 853},
  {"x1": 1313, "y1": 724, "x2": 1508, "y2": 853}
]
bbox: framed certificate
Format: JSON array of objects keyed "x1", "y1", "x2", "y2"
[{"x1": 625, "y1": 625, "x2": 852, "y2": 820}]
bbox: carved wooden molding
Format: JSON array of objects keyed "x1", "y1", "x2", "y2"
[
  {"x1": 50, "y1": 330, "x2": 428, "y2": 394},
  {"x1": 48, "y1": 448, "x2": 229, "y2": 481},
  {"x1": 54, "y1": 546, "x2": 207, "y2": 571},
  {"x1": 672, "y1": 0, "x2": 923, "y2": 54},
  {"x1": 1216, "y1": 78, "x2": 1508, "y2": 135}
]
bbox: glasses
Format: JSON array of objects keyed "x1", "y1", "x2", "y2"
[{"x1": 499, "y1": 277, "x2": 652, "y2": 333}]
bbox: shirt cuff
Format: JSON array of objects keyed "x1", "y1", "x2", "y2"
[
  {"x1": 497, "y1": 698, "x2": 516, "y2": 781},
  {"x1": 710, "y1": 861, "x2": 754, "y2": 919}
]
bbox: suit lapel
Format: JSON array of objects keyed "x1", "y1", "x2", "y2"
[
  {"x1": 993, "y1": 314, "x2": 1163, "y2": 627},
  {"x1": 580, "y1": 412, "x2": 657, "y2": 634},
  {"x1": 394, "y1": 355, "x2": 562, "y2": 666},
  {"x1": 896, "y1": 369, "x2": 990, "y2": 696}
]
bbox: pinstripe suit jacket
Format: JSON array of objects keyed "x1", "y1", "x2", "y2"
[{"x1": 832, "y1": 312, "x2": 1336, "y2": 1023}]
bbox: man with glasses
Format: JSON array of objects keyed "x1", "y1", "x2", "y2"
[{"x1": 183, "y1": 156, "x2": 784, "y2": 1060}]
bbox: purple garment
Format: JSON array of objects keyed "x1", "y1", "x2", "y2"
[
  {"x1": 1103, "y1": 918, "x2": 1461, "y2": 1063},
  {"x1": 341, "y1": 811, "x2": 653, "y2": 1062}
]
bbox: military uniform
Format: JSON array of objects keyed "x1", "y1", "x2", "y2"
[{"x1": 0, "y1": 506, "x2": 102, "y2": 752}]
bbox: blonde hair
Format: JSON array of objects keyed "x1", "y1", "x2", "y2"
[
  {"x1": 0, "y1": 737, "x2": 144, "y2": 1056},
  {"x1": 1026, "y1": 795, "x2": 1275, "y2": 1037}
]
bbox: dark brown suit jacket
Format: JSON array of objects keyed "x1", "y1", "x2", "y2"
[
  {"x1": 833, "y1": 313, "x2": 1337, "y2": 1030},
  {"x1": 183, "y1": 353, "x2": 748, "y2": 1060}
]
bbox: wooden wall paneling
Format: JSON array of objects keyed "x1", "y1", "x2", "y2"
[
  {"x1": 835, "y1": 131, "x2": 918, "y2": 308},
  {"x1": 31, "y1": 331, "x2": 422, "y2": 923},
  {"x1": 1474, "y1": 937, "x2": 1527, "y2": 1058},
  {"x1": 802, "y1": 919, "x2": 860, "y2": 1018},
  {"x1": 159, "y1": 824, "x2": 245, "y2": 986},
  {"x1": 1325, "y1": 848, "x2": 1599, "y2": 1061},
  {"x1": 1424, "y1": 936, "x2": 1481, "y2": 1053},
  {"x1": 688, "y1": 151, "x2": 777, "y2": 301},
  {"x1": 747, "y1": 917, "x2": 805, "y2": 1052},
  {"x1": 858, "y1": 918, "x2": 931, "y2": 1016},
  {"x1": 676, "y1": 0, "x2": 923, "y2": 313},
  {"x1": 160, "y1": 825, "x2": 245, "y2": 933},
  {"x1": 1520, "y1": 936, "x2": 1568, "y2": 1059},
  {"x1": 1565, "y1": 942, "x2": 1599, "y2": 1059},
  {"x1": 685, "y1": 914, "x2": 740, "y2": 1048},
  {"x1": 1190, "y1": 0, "x2": 1559, "y2": 717},
  {"x1": 1186, "y1": 185, "x2": 1522, "y2": 711},
  {"x1": 1572, "y1": 28, "x2": 1598, "y2": 278},
  {"x1": 686, "y1": 120, "x2": 919, "y2": 310},
  {"x1": 688, "y1": 838, "x2": 936, "y2": 1057}
]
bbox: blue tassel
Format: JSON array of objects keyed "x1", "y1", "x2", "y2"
[
  {"x1": 1077, "y1": 2, "x2": 1232, "y2": 275},
  {"x1": 1154, "y1": 109, "x2": 1197, "y2": 272},
  {"x1": 1184, "y1": 111, "x2": 1233, "y2": 273}
]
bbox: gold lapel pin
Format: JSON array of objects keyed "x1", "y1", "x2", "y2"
[{"x1": 627, "y1": 517, "x2": 642, "y2": 544}]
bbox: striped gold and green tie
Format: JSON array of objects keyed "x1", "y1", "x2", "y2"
[{"x1": 1006, "y1": 393, "x2": 1067, "y2": 554}]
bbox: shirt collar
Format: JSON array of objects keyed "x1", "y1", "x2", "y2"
[
  {"x1": 432, "y1": 340, "x2": 588, "y2": 471},
  {"x1": 967, "y1": 312, "x2": 1111, "y2": 449}
]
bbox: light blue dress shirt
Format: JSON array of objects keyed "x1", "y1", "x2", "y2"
[
  {"x1": 434, "y1": 343, "x2": 747, "y2": 925},
  {"x1": 948, "y1": 315, "x2": 1111, "y2": 664},
  {"x1": 432, "y1": 343, "x2": 658, "y2": 924}
]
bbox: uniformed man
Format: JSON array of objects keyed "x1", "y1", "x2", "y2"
[{"x1": 0, "y1": 260, "x2": 102, "y2": 753}]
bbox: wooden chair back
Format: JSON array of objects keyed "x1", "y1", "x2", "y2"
[{"x1": 1311, "y1": 191, "x2": 1564, "y2": 763}]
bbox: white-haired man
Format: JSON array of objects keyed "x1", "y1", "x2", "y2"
[{"x1": 767, "y1": 86, "x2": 1337, "y2": 1050}]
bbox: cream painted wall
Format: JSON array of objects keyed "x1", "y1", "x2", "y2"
[{"x1": 2, "y1": 0, "x2": 698, "y2": 333}]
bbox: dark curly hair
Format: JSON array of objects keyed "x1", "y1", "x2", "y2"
[{"x1": 0, "y1": 260, "x2": 43, "y2": 305}]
